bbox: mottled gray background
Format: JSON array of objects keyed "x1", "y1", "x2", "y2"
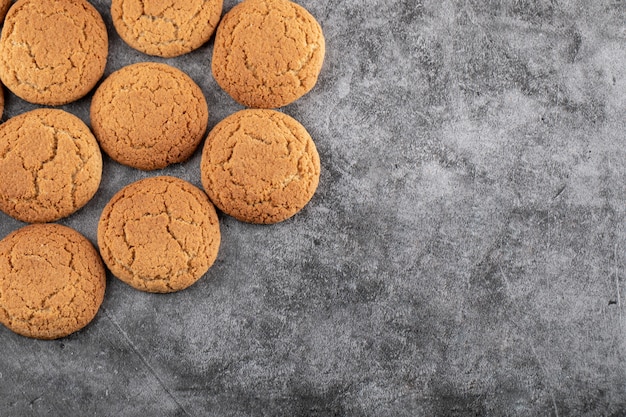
[{"x1": 1, "y1": 0, "x2": 625, "y2": 415}]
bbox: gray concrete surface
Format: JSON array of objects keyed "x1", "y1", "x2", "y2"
[{"x1": 1, "y1": 0, "x2": 626, "y2": 415}]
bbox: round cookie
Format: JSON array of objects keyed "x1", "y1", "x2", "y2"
[
  {"x1": 112, "y1": 0, "x2": 223, "y2": 58},
  {"x1": 0, "y1": 0, "x2": 10, "y2": 25},
  {"x1": 0, "y1": 0, "x2": 108, "y2": 106},
  {"x1": 98, "y1": 176, "x2": 221, "y2": 293},
  {"x1": 91, "y1": 63, "x2": 208, "y2": 171},
  {"x1": 0, "y1": 109, "x2": 103, "y2": 223},
  {"x1": 212, "y1": 0, "x2": 325, "y2": 109},
  {"x1": 0, "y1": 224, "x2": 106, "y2": 340},
  {"x1": 201, "y1": 109, "x2": 320, "y2": 224}
]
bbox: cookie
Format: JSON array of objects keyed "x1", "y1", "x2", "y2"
[
  {"x1": 0, "y1": 0, "x2": 10, "y2": 24},
  {"x1": 98, "y1": 176, "x2": 221, "y2": 293},
  {"x1": 212, "y1": 0, "x2": 325, "y2": 108},
  {"x1": 111, "y1": 0, "x2": 223, "y2": 58},
  {"x1": 200, "y1": 109, "x2": 320, "y2": 224},
  {"x1": 90, "y1": 62, "x2": 209, "y2": 171},
  {"x1": 0, "y1": 224, "x2": 106, "y2": 340},
  {"x1": 0, "y1": 109, "x2": 103, "y2": 223},
  {"x1": 0, "y1": 82, "x2": 4, "y2": 120},
  {"x1": 0, "y1": 0, "x2": 108, "y2": 105}
]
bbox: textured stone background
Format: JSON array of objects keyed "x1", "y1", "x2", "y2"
[{"x1": 1, "y1": 0, "x2": 626, "y2": 415}]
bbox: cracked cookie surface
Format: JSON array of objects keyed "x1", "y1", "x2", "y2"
[
  {"x1": 0, "y1": 109, "x2": 103, "y2": 223},
  {"x1": 0, "y1": 0, "x2": 108, "y2": 105},
  {"x1": 112, "y1": 0, "x2": 223, "y2": 58},
  {"x1": 201, "y1": 109, "x2": 320, "y2": 224},
  {"x1": 98, "y1": 176, "x2": 221, "y2": 293},
  {"x1": 212, "y1": 0, "x2": 325, "y2": 108},
  {"x1": 0, "y1": 224, "x2": 106, "y2": 340},
  {"x1": 90, "y1": 62, "x2": 209, "y2": 171}
]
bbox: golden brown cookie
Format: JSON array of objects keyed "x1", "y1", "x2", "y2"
[
  {"x1": 0, "y1": 109, "x2": 103, "y2": 223},
  {"x1": 212, "y1": 0, "x2": 325, "y2": 108},
  {"x1": 90, "y1": 62, "x2": 209, "y2": 171},
  {"x1": 0, "y1": 224, "x2": 106, "y2": 340},
  {"x1": 0, "y1": 0, "x2": 10, "y2": 25},
  {"x1": 98, "y1": 176, "x2": 221, "y2": 293},
  {"x1": 201, "y1": 109, "x2": 320, "y2": 224},
  {"x1": 111, "y1": 0, "x2": 223, "y2": 58},
  {"x1": 0, "y1": 0, "x2": 108, "y2": 105}
]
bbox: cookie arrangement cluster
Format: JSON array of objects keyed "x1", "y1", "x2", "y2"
[{"x1": 0, "y1": 0, "x2": 324, "y2": 339}]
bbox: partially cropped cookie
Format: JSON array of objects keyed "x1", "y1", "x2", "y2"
[
  {"x1": 0, "y1": 109, "x2": 102, "y2": 223},
  {"x1": 91, "y1": 63, "x2": 208, "y2": 170},
  {"x1": 201, "y1": 109, "x2": 320, "y2": 224},
  {"x1": 0, "y1": 0, "x2": 10, "y2": 24},
  {"x1": 212, "y1": 0, "x2": 325, "y2": 108},
  {"x1": 0, "y1": 224, "x2": 106, "y2": 340},
  {"x1": 0, "y1": 0, "x2": 108, "y2": 105},
  {"x1": 0, "y1": 83, "x2": 4, "y2": 120},
  {"x1": 98, "y1": 176, "x2": 221, "y2": 293},
  {"x1": 112, "y1": 0, "x2": 223, "y2": 58}
]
